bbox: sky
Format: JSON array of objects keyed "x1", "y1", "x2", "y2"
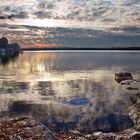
[
  {"x1": 0, "y1": 0, "x2": 140, "y2": 48},
  {"x1": 0, "y1": 0, "x2": 140, "y2": 28}
]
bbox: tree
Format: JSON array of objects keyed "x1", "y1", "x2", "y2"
[{"x1": 0, "y1": 37, "x2": 9, "y2": 48}]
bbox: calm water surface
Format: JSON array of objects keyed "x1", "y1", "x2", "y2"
[{"x1": 0, "y1": 52, "x2": 140, "y2": 133}]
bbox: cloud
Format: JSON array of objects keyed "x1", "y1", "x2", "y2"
[
  {"x1": 110, "y1": 26, "x2": 140, "y2": 34},
  {"x1": 0, "y1": 0, "x2": 36, "y2": 6},
  {"x1": 0, "y1": 0, "x2": 36, "y2": 18},
  {"x1": 0, "y1": 0, "x2": 140, "y2": 28},
  {"x1": 31, "y1": 0, "x2": 140, "y2": 24}
]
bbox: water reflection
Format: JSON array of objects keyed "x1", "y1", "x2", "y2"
[
  {"x1": 0, "y1": 52, "x2": 20, "y2": 65},
  {"x1": 0, "y1": 52, "x2": 140, "y2": 133},
  {"x1": 64, "y1": 97, "x2": 89, "y2": 105}
]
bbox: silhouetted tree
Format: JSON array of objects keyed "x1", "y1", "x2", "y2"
[{"x1": 0, "y1": 37, "x2": 8, "y2": 48}]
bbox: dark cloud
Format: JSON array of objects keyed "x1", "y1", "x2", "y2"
[
  {"x1": 34, "y1": 11, "x2": 49, "y2": 19},
  {"x1": 102, "y1": 18, "x2": 117, "y2": 23},
  {"x1": 110, "y1": 26, "x2": 140, "y2": 34},
  {"x1": 37, "y1": 1, "x2": 54, "y2": 9},
  {"x1": 14, "y1": 11, "x2": 29, "y2": 19}
]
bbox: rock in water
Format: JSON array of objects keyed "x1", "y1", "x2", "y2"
[
  {"x1": 129, "y1": 94, "x2": 140, "y2": 131},
  {"x1": 115, "y1": 72, "x2": 133, "y2": 83},
  {"x1": 0, "y1": 116, "x2": 59, "y2": 140},
  {"x1": 130, "y1": 93, "x2": 140, "y2": 104}
]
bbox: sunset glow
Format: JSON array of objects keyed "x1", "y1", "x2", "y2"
[{"x1": 21, "y1": 43, "x2": 59, "y2": 48}]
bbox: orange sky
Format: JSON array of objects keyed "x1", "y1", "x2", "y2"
[{"x1": 21, "y1": 43, "x2": 60, "y2": 48}]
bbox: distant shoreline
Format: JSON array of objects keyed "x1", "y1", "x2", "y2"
[{"x1": 22, "y1": 47, "x2": 140, "y2": 52}]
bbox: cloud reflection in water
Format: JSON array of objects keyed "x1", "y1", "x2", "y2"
[{"x1": 0, "y1": 52, "x2": 140, "y2": 132}]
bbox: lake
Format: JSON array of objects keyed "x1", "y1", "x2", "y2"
[{"x1": 0, "y1": 51, "x2": 140, "y2": 133}]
